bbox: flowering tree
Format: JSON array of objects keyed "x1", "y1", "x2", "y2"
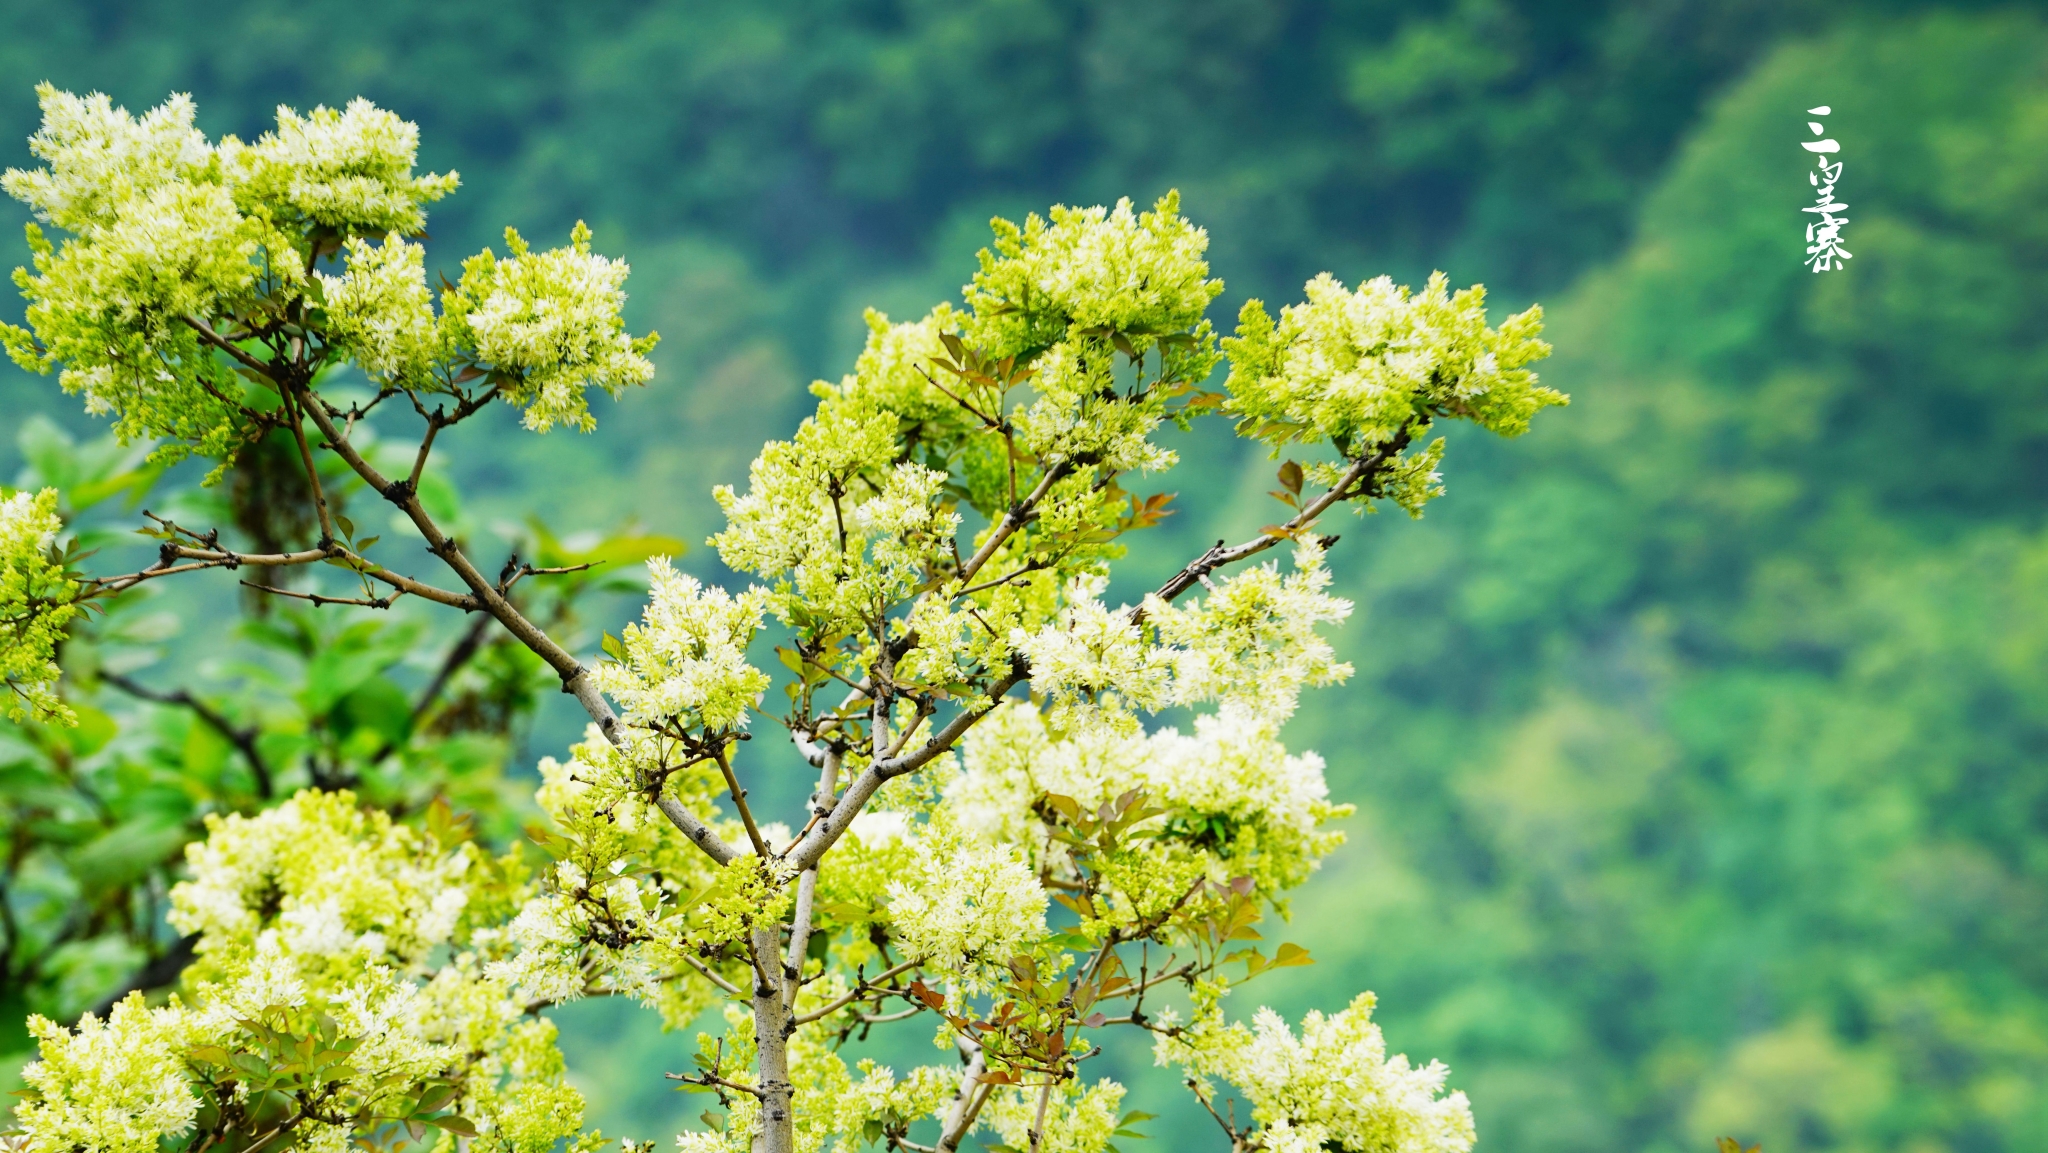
[{"x1": 0, "y1": 87, "x2": 1563, "y2": 1153}]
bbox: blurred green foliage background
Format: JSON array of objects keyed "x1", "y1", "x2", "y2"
[{"x1": 4, "y1": 2, "x2": 2046, "y2": 1152}]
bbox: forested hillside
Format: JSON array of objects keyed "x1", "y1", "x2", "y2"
[{"x1": 3, "y1": 4, "x2": 2044, "y2": 1153}]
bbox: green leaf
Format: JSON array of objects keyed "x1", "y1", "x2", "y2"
[
  {"x1": 578, "y1": 533, "x2": 688, "y2": 566},
  {"x1": 415, "y1": 1084, "x2": 458, "y2": 1114},
  {"x1": 1270, "y1": 941, "x2": 1314, "y2": 969},
  {"x1": 426, "y1": 1115, "x2": 477, "y2": 1137}
]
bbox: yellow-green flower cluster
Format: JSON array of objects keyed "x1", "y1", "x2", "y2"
[
  {"x1": 958, "y1": 193, "x2": 1221, "y2": 474},
  {"x1": 14, "y1": 994, "x2": 191, "y2": 1153},
  {"x1": 15, "y1": 792, "x2": 586, "y2": 1153},
  {"x1": 830, "y1": 305, "x2": 974, "y2": 440},
  {"x1": 590, "y1": 557, "x2": 771, "y2": 733},
  {"x1": 1158, "y1": 994, "x2": 1475, "y2": 1153},
  {"x1": 0, "y1": 488, "x2": 76, "y2": 724},
  {"x1": 1224, "y1": 271, "x2": 1562, "y2": 515},
  {"x1": 316, "y1": 235, "x2": 440, "y2": 386},
  {"x1": 712, "y1": 392, "x2": 960, "y2": 638},
  {"x1": 492, "y1": 728, "x2": 750, "y2": 1024},
  {"x1": 1225, "y1": 271, "x2": 1560, "y2": 448},
  {"x1": 171, "y1": 789, "x2": 496, "y2": 974},
  {"x1": 0, "y1": 87, "x2": 438, "y2": 459},
  {"x1": 2, "y1": 86, "x2": 656, "y2": 455},
  {"x1": 962, "y1": 192, "x2": 1220, "y2": 360},
  {"x1": 439, "y1": 223, "x2": 658, "y2": 432}
]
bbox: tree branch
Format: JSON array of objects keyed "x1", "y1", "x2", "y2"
[
  {"x1": 240, "y1": 583, "x2": 400, "y2": 609},
  {"x1": 679, "y1": 951, "x2": 746, "y2": 997},
  {"x1": 181, "y1": 315, "x2": 278, "y2": 384},
  {"x1": 791, "y1": 959, "x2": 921, "y2": 1025},
  {"x1": 664, "y1": 1071, "x2": 764, "y2": 1099},
  {"x1": 99, "y1": 672, "x2": 272, "y2": 798},
  {"x1": 782, "y1": 750, "x2": 841, "y2": 1010},
  {"x1": 1136, "y1": 440, "x2": 1403, "y2": 619},
  {"x1": 935, "y1": 1041, "x2": 992, "y2": 1153},
  {"x1": 789, "y1": 666, "x2": 1027, "y2": 871},
  {"x1": 714, "y1": 744, "x2": 771, "y2": 860},
  {"x1": 293, "y1": 385, "x2": 743, "y2": 865},
  {"x1": 656, "y1": 794, "x2": 741, "y2": 866},
  {"x1": 279, "y1": 381, "x2": 337, "y2": 544},
  {"x1": 954, "y1": 462, "x2": 1074, "y2": 587}
]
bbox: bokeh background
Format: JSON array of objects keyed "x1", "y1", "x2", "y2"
[{"x1": 5, "y1": 2, "x2": 2047, "y2": 1151}]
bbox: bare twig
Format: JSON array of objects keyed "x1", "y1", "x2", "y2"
[
  {"x1": 1027, "y1": 1079, "x2": 1055, "y2": 1153},
  {"x1": 792, "y1": 959, "x2": 922, "y2": 1025},
  {"x1": 680, "y1": 952, "x2": 746, "y2": 997},
  {"x1": 241, "y1": 582, "x2": 400, "y2": 609},
  {"x1": 1137, "y1": 439, "x2": 1404, "y2": 619},
  {"x1": 279, "y1": 382, "x2": 337, "y2": 544},
  {"x1": 290, "y1": 396, "x2": 728, "y2": 838},
  {"x1": 664, "y1": 1071, "x2": 765, "y2": 1099}
]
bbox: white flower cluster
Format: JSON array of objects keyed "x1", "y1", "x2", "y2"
[
  {"x1": 962, "y1": 192, "x2": 1221, "y2": 359},
  {"x1": 316, "y1": 235, "x2": 440, "y2": 386},
  {"x1": 1, "y1": 487, "x2": 76, "y2": 724},
  {"x1": 1016, "y1": 542, "x2": 1354, "y2": 732},
  {"x1": 589, "y1": 557, "x2": 770, "y2": 733},
  {"x1": 826, "y1": 1060, "x2": 958, "y2": 1142},
  {"x1": 1146, "y1": 539, "x2": 1354, "y2": 722},
  {"x1": 884, "y1": 818, "x2": 1048, "y2": 981},
  {"x1": 1, "y1": 87, "x2": 212, "y2": 233},
  {"x1": 441, "y1": 222, "x2": 658, "y2": 432},
  {"x1": 981, "y1": 1080, "x2": 1127, "y2": 1153},
  {"x1": 948, "y1": 703, "x2": 1348, "y2": 904},
  {"x1": 1159, "y1": 994, "x2": 1475, "y2": 1153},
  {"x1": 1013, "y1": 574, "x2": 1176, "y2": 732},
  {"x1": 171, "y1": 790, "x2": 484, "y2": 970},
  {"x1": 221, "y1": 98, "x2": 460, "y2": 235}
]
